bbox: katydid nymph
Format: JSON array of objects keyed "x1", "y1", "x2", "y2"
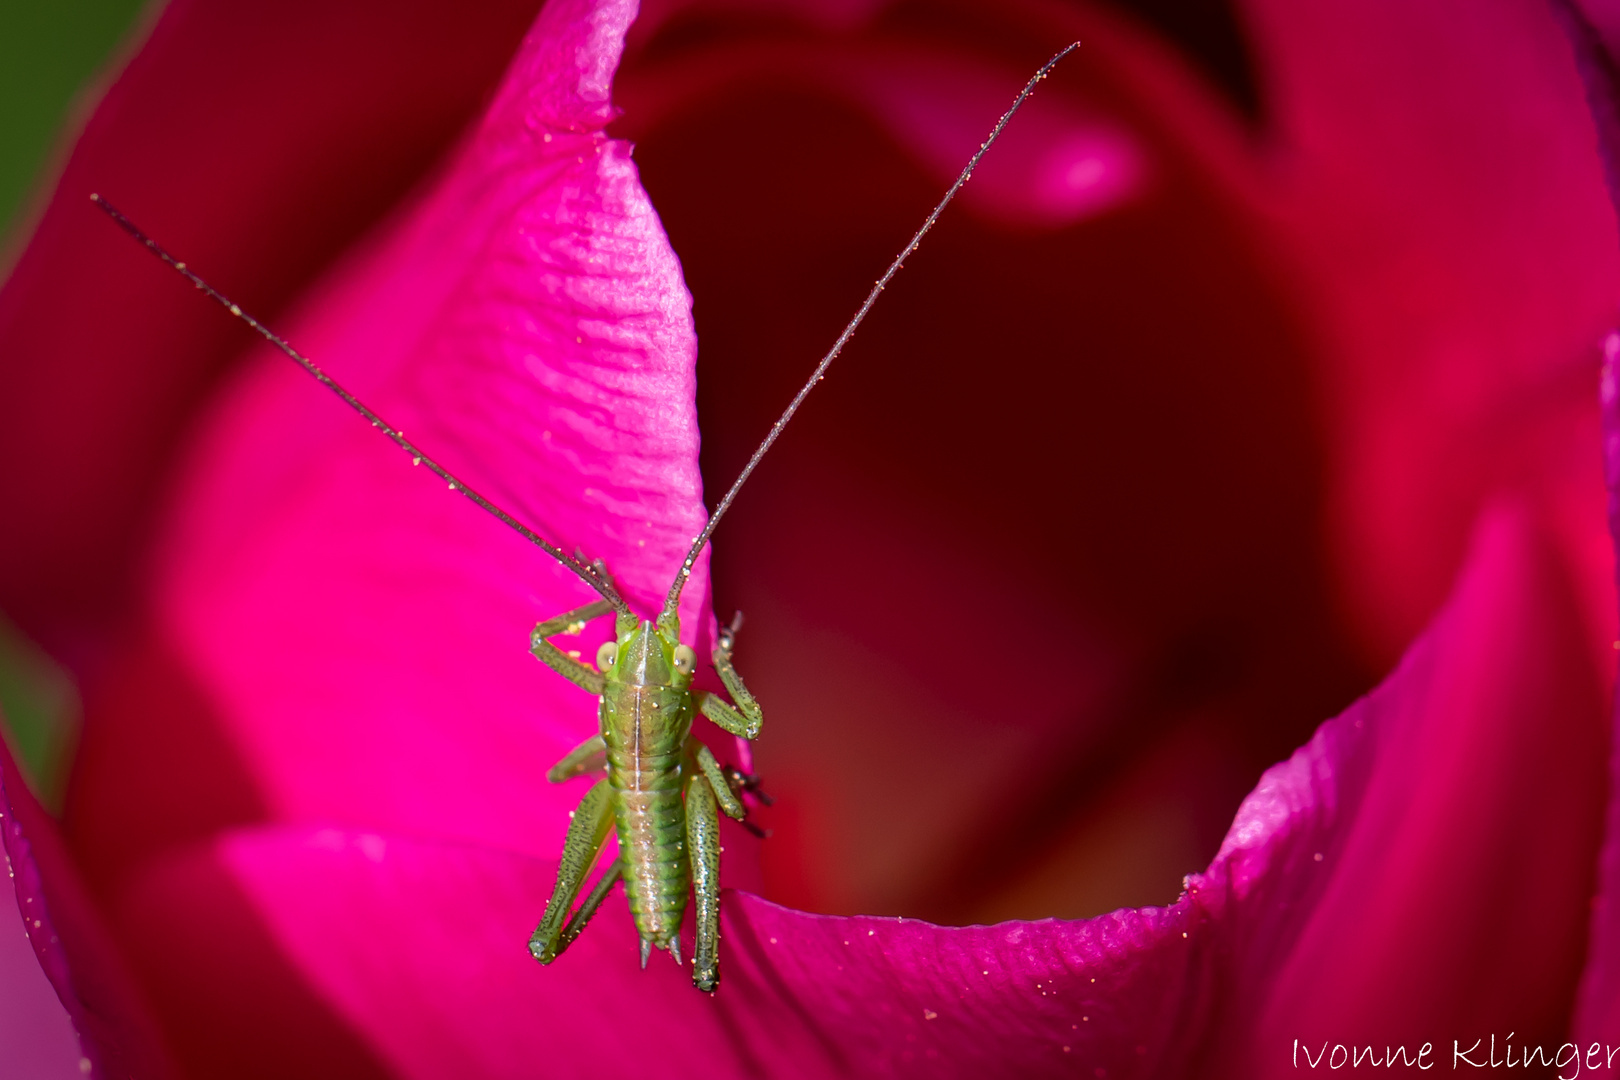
[{"x1": 91, "y1": 42, "x2": 1079, "y2": 993}]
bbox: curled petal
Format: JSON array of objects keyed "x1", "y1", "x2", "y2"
[
  {"x1": 712, "y1": 502, "x2": 1604, "y2": 1077},
  {"x1": 0, "y1": 739, "x2": 174, "y2": 1078},
  {"x1": 104, "y1": 494, "x2": 1604, "y2": 1077},
  {"x1": 70, "y1": 0, "x2": 711, "y2": 881},
  {"x1": 1576, "y1": 332, "x2": 1620, "y2": 1040}
]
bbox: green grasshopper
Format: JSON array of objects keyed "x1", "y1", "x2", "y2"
[{"x1": 92, "y1": 42, "x2": 1077, "y2": 992}]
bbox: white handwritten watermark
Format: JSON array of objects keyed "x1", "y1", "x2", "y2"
[{"x1": 1293, "y1": 1034, "x2": 1620, "y2": 1077}]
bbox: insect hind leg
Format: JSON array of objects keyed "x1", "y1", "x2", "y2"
[
  {"x1": 685, "y1": 768, "x2": 722, "y2": 992},
  {"x1": 555, "y1": 860, "x2": 621, "y2": 956},
  {"x1": 547, "y1": 734, "x2": 606, "y2": 783},
  {"x1": 530, "y1": 779, "x2": 615, "y2": 964}
]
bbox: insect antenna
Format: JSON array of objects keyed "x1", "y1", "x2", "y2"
[
  {"x1": 660, "y1": 40, "x2": 1081, "y2": 622},
  {"x1": 88, "y1": 194, "x2": 633, "y2": 618}
]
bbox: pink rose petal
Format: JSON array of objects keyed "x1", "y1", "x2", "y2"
[
  {"x1": 0, "y1": 754, "x2": 89, "y2": 1080},
  {"x1": 119, "y1": 828, "x2": 753, "y2": 1080},
  {"x1": 0, "y1": 0, "x2": 541, "y2": 663},
  {"x1": 75, "y1": 0, "x2": 717, "y2": 874},
  {"x1": 1497, "y1": 3, "x2": 1620, "y2": 1041},
  {"x1": 1, "y1": 738, "x2": 175, "y2": 1078},
  {"x1": 614, "y1": 0, "x2": 1350, "y2": 921},
  {"x1": 1244, "y1": 0, "x2": 1620, "y2": 666},
  {"x1": 1250, "y1": 503, "x2": 1606, "y2": 1068},
  {"x1": 614, "y1": 39, "x2": 1149, "y2": 229},
  {"x1": 5, "y1": 0, "x2": 1616, "y2": 1073},
  {"x1": 0, "y1": 860, "x2": 83, "y2": 1080},
  {"x1": 106, "y1": 489, "x2": 1604, "y2": 1077},
  {"x1": 717, "y1": 502, "x2": 1605, "y2": 1077}
]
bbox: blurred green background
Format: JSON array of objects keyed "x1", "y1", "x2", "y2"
[
  {"x1": 0, "y1": 0, "x2": 147, "y2": 244},
  {"x1": 0, "y1": 0, "x2": 145, "y2": 809},
  {"x1": 0, "y1": 0, "x2": 1254, "y2": 246}
]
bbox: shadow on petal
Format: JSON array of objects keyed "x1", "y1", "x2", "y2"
[{"x1": 712, "y1": 500, "x2": 1606, "y2": 1078}]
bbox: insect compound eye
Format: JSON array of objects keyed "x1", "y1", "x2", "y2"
[
  {"x1": 595, "y1": 641, "x2": 618, "y2": 672},
  {"x1": 672, "y1": 644, "x2": 696, "y2": 676}
]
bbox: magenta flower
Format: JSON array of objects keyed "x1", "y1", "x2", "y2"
[{"x1": 2, "y1": 0, "x2": 1619, "y2": 1076}]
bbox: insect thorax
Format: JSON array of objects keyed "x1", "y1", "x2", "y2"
[{"x1": 600, "y1": 620, "x2": 695, "y2": 772}]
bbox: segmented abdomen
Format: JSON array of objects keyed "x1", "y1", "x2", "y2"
[{"x1": 604, "y1": 688, "x2": 690, "y2": 947}]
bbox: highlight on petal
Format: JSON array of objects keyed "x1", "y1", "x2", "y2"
[
  {"x1": 848, "y1": 51, "x2": 1147, "y2": 228},
  {"x1": 55, "y1": 0, "x2": 727, "y2": 1068},
  {"x1": 616, "y1": 38, "x2": 1149, "y2": 230},
  {"x1": 74, "y1": 0, "x2": 708, "y2": 863}
]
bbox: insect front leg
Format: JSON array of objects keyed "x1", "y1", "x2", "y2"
[
  {"x1": 531, "y1": 599, "x2": 615, "y2": 693},
  {"x1": 530, "y1": 778, "x2": 616, "y2": 964},
  {"x1": 684, "y1": 767, "x2": 722, "y2": 992},
  {"x1": 546, "y1": 735, "x2": 606, "y2": 783},
  {"x1": 697, "y1": 613, "x2": 764, "y2": 740}
]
